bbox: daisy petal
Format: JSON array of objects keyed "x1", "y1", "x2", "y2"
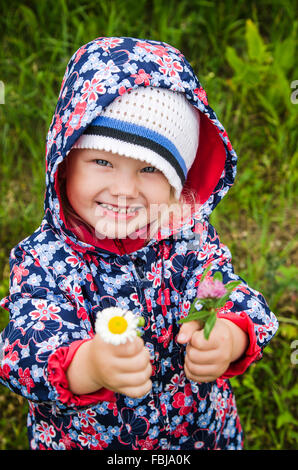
[{"x1": 95, "y1": 307, "x2": 143, "y2": 345}]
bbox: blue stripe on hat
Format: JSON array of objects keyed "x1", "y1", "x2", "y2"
[{"x1": 91, "y1": 115, "x2": 187, "y2": 177}]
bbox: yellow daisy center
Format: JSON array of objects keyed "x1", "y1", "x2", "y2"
[{"x1": 108, "y1": 316, "x2": 128, "y2": 335}]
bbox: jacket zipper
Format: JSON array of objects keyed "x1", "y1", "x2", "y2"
[
  {"x1": 113, "y1": 238, "x2": 171, "y2": 434},
  {"x1": 129, "y1": 248, "x2": 171, "y2": 438}
]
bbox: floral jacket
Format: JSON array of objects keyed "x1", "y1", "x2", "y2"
[{"x1": 0, "y1": 37, "x2": 278, "y2": 450}]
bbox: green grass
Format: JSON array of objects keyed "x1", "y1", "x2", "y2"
[{"x1": 0, "y1": 0, "x2": 297, "y2": 450}]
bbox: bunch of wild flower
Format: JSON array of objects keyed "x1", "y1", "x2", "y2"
[{"x1": 179, "y1": 264, "x2": 241, "y2": 339}]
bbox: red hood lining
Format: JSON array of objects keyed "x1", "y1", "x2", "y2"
[{"x1": 184, "y1": 112, "x2": 226, "y2": 205}]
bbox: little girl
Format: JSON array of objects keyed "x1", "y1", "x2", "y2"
[{"x1": 0, "y1": 36, "x2": 278, "y2": 450}]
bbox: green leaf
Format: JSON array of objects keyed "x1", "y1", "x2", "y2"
[
  {"x1": 188, "y1": 300, "x2": 200, "y2": 316},
  {"x1": 214, "y1": 295, "x2": 230, "y2": 309},
  {"x1": 199, "y1": 263, "x2": 213, "y2": 283},
  {"x1": 199, "y1": 298, "x2": 215, "y2": 310},
  {"x1": 273, "y1": 24, "x2": 297, "y2": 73},
  {"x1": 213, "y1": 271, "x2": 223, "y2": 282},
  {"x1": 276, "y1": 411, "x2": 298, "y2": 429},
  {"x1": 178, "y1": 309, "x2": 211, "y2": 324},
  {"x1": 245, "y1": 19, "x2": 267, "y2": 64},
  {"x1": 225, "y1": 280, "x2": 241, "y2": 292},
  {"x1": 204, "y1": 312, "x2": 217, "y2": 340},
  {"x1": 215, "y1": 291, "x2": 233, "y2": 306},
  {"x1": 193, "y1": 309, "x2": 214, "y2": 320},
  {"x1": 226, "y1": 46, "x2": 245, "y2": 75}
]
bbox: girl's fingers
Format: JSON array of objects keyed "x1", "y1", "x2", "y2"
[
  {"x1": 184, "y1": 352, "x2": 229, "y2": 383},
  {"x1": 119, "y1": 379, "x2": 153, "y2": 399},
  {"x1": 190, "y1": 329, "x2": 219, "y2": 351},
  {"x1": 118, "y1": 354, "x2": 152, "y2": 374},
  {"x1": 112, "y1": 336, "x2": 145, "y2": 357},
  {"x1": 185, "y1": 357, "x2": 220, "y2": 376},
  {"x1": 112, "y1": 361, "x2": 152, "y2": 389},
  {"x1": 184, "y1": 362, "x2": 221, "y2": 384},
  {"x1": 177, "y1": 320, "x2": 202, "y2": 344},
  {"x1": 186, "y1": 344, "x2": 222, "y2": 365},
  {"x1": 111, "y1": 347, "x2": 151, "y2": 373}
]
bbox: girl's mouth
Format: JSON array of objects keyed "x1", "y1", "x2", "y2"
[{"x1": 96, "y1": 202, "x2": 143, "y2": 219}]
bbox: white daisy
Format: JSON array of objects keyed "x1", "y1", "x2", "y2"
[{"x1": 95, "y1": 307, "x2": 144, "y2": 345}]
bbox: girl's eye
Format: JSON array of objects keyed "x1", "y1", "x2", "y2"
[
  {"x1": 95, "y1": 159, "x2": 111, "y2": 167},
  {"x1": 141, "y1": 166, "x2": 158, "y2": 173}
]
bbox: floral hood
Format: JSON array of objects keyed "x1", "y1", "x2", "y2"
[{"x1": 45, "y1": 37, "x2": 236, "y2": 252}]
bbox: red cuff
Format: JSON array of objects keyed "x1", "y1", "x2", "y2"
[
  {"x1": 217, "y1": 311, "x2": 262, "y2": 379},
  {"x1": 48, "y1": 339, "x2": 116, "y2": 406}
]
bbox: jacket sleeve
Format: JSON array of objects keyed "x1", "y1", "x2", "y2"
[
  {"x1": 179, "y1": 221, "x2": 278, "y2": 379},
  {"x1": 0, "y1": 243, "x2": 115, "y2": 411}
]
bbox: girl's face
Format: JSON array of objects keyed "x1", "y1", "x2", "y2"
[{"x1": 65, "y1": 148, "x2": 172, "y2": 238}]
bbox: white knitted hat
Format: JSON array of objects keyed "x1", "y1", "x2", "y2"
[{"x1": 72, "y1": 86, "x2": 200, "y2": 199}]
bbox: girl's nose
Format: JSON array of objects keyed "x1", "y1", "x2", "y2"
[{"x1": 110, "y1": 171, "x2": 139, "y2": 198}]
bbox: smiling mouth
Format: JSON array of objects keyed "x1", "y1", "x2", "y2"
[{"x1": 96, "y1": 202, "x2": 143, "y2": 214}]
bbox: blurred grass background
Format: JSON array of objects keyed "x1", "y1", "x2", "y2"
[{"x1": 0, "y1": 0, "x2": 297, "y2": 450}]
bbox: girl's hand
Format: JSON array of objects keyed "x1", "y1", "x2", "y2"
[
  {"x1": 177, "y1": 318, "x2": 248, "y2": 383},
  {"x1": 91, "y1": 333, "x2": 153, "y2": 398},
  {"x1": 67, "y1": 334, "x2": 152, "y2": 399}
]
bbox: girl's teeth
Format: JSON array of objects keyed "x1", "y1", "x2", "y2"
[{"x1": 99, "y1": 203, "x2": 139, "y2": 213}]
